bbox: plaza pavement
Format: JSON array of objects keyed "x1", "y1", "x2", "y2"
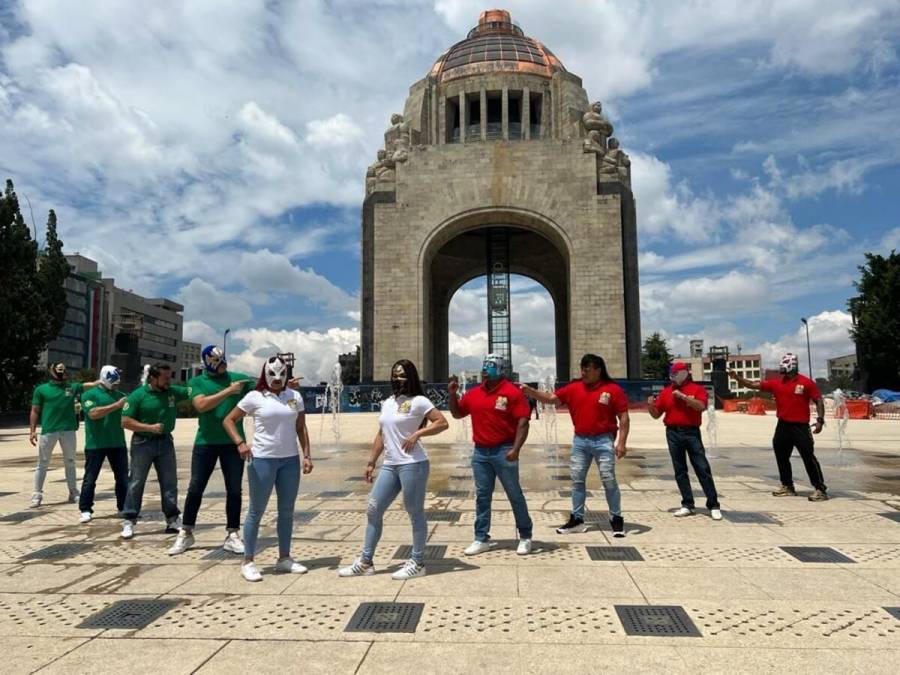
[{"x1": 0, "y1": 410, "x2": 898, "y2": 674}]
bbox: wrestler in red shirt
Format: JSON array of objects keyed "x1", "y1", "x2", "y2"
[
  {"x1": 520, "y1": 353, "x2": 629, "y2": 539},
  {"x1": 729, "y1": 352, "x2": 827, "y2": 501},
  {"x1": 648, "y1": 362, "x2": 721, "y2": 519},
  {"x1": 449, "y1": 353, "x2": 533, "y2": 556}
]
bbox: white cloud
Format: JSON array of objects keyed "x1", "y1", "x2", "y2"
[
  {"x1": 228, "y1": 326, "x2": 360, "y2": 383},
  {"x1": 182, "y1": 319, "x2": 220, "y2": 348},
  {"x1": 175, "y1": 278, "x2": 253, "y2": 330},
  {"x1": 305, "y1": 113, "x2": 364, "y2": 147},
  {"x1": 754, "y1": 310, "x2": 854, "y2": 378}
]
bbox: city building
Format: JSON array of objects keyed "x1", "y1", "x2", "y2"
[
  {"x1": 827, "y1": 354, "x2": 857, "y2": 380},
  {"x1": 43, "y1": 255, "x2": 107, "y2": 372},
  {"x1": 361, "y1": 9, "x2": 639, "y2": 382},
  {"x1": 338, "y1": 346, "x2": 360, "y2": 385},
  {"x1": 703, "y1": 352, "x2": 762, "y2": 395},
  {"x1": 180, "y1": 340, "x2": 202, "y2": 382}
]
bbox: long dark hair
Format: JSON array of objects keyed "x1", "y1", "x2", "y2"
[
  {"x1": 580, "y1": 353, "x2": 611, "y2": 383},
  {"x1": 391, "y1": 359, "x2": 425, "y2": 397}
]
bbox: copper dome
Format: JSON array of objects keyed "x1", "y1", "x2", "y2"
[{"x1": 430, "y1": 9, "x2": 566, "y2": 83}]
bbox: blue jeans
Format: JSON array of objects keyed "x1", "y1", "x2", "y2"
[
  {"x1": 122, "y1": 434, "x2": 179, "y2": 523},
  {"x1": 472, "y1": 444, "x2": 533, "y2": 541},
  {"x1": 666, "y1": 426, "x2": 719, "y2": 509},
  {"x1": 571, "y1": 433, "x2": 621, "y2": 518},
  {"x1": 243, "y1": 455, "x2": 300, "y2": 558},
  {"x1": 362, "y1": 460, "x2": 429, "y2": 564}
]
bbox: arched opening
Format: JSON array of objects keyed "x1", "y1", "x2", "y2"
[
  {"x1": 448, "y1": 274, "x2": 557, "y2": 382},
  {"x1": 420, "y1": 211, "x2": 571, "y2": 382}
]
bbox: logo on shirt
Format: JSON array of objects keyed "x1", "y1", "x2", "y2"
[
  {"x1": 84, "y1": 400, "x2": 95, "y2": 408},
  {"x1": 794, "y1": 385, "x2": 805, "y2": 395},
  {"x1": 187, "y1": 387, "x2": 193, "y2": 397},
  {"x1": 398, "y1": 399, "x2": 412, "y2": 413},
  {"x1": 123, "y1": 402, "x2": 130, "y2": 412},
  {"x1": 599, "y1": 392, "x2": 611, "y2": 405},
  {"x1": 168, "y1": 395, "x2": 175, "y2": 407},
  {"x1": 495, "y1": 396, "x2": 508, "y2": 411},
  {"x1": 65, "y1": 390, "x2": 73, "y2": 398},
  {"x1": 287, "y1": 399, "x2": 299, "y2": 411}
]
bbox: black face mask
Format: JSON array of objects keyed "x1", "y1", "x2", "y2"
[{"x1": 391, "y1": 378, "x2": 407, "y2": 395}]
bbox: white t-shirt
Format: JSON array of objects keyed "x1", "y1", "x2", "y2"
[
  {"x1": 379, "y1": 394, "x2": 435, "y2": 465},
  {"x1": 238, "y1": 389, "x2": 304, "y2": 459}
]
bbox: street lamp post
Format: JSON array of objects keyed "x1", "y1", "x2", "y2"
[
  {"x1": 800, "y1": 318, "x2": 812, "y2": 378},
  {"x1": 223, "y1": 328, "x2": 231, "y2": 359}
]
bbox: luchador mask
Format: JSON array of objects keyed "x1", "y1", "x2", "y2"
[
  {"x1": 265, "y1": 356, "x2": 287, "y2": 388},
  {"x1": 670, "y1": 361, "x2": 690, "y2": 386},
  {"x1": 779, "y1": 352, "x2": 799, "y2": 374},
  {"x1": 99, "y1": 365, "x2": 121, "y2": 390},
  {"x1": 482, "y1": 353, "x2": 506, "y2": 379},
  {"x1": 391, "y1": 363, "x2": 409, "y2": 395},
  {"x1": 50, "y1": 362, "x2": 67, "y2": 381},
  {"x1": 202, "y1": 345, "x2": 226, "y2": 374}
]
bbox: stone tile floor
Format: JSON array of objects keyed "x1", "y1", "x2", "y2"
[{"x1": 0, "y1": 413, "x2": 898, "y2": 673}]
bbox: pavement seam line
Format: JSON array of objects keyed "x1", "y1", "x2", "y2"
[{"x1": 189, "y1": 638, "x2": 231, "y2": 674}]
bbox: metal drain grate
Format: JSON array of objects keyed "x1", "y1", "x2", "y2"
[
  {"x1": 878, "y1": 512, "x2": 900, "y2": 524},
  {"x1": 448, "y1": 475, "x2": 470, "y2": 481},
  {"x1": 424, "y1": 511, "x2": 461, "y2": 523},
  {"x1": 723, "y1": 511, "x2": 780, "y2": 524},
  {"x1": 586, "y1": 546, "x2": 644, "y2": 561},
  {"x1": 20, "y1": 543, "x2": 92, "y2": 561},
  {"x1": 558, "y1": 490, "x2": 593, "y2": 498},
  {"x1": 0, "y1": 511, "x2": 44, "y2": 522},
  {"x1": 583, "y1": 510, "x2": 608, "y2": 523},
  {"x1": 436, "y1": 490, "x2": 469, "y2": 498},
  {"x1": 393, "y1": 544, "x2": 447, "y2": 560},
  {"x1": 551, "y1": 474, "x2": 570, "y2": 481},
  {"x1": 345, "y1": 476, "x2": 367, "y2": 482},
  {"x1": 876, "y1": 474, "x2": 900, "y2": 481},
  {"x1": 780, "y1": 546, "x2": 856, "y2": 563},
  {"x1": 345, "y1": 601, "x2": 424, "y2": 633},
  {"x1": 883, "y1": 607, "x2": 900, "y2": 621},
  {"x1": 78, "y1": 598, "x2": 182, "y2": 629},
  {"x1": 615, "y1": 605, "x2": 701, "y2": 637},
  {"x1": 318, "y1": 491, "x2": 352, "y2": 498}
]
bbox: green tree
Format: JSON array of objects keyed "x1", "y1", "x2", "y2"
[
  {"x1": 848, "y1": 251, "x2": 900, "y2": 392},
  {"x1": 641, "y1": 332, "x2": 672, "y2": 379},
  {"x1": 0, "y1": 181, "x2": 69, "y2": 410}
]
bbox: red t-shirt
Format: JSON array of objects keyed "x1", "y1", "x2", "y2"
[
  {"x1": 759, "y1": 374, "x2": 821, "y2": 423},
  {"x1": 655, "y1": 381, "x2": 708, "y2": 427},
  {"x1": 458, "y1": 379, "x2": 531, "y2": 447},
  {"x1": 555, "y1": 379, "x2": 628, "y2": 435}
]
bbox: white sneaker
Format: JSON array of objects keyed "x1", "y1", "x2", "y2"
[
  {"x1": 168, "y1": 530, "x2": 194, "y2": 556},
  {"x1": 338, "y1": 558, "x2": 375, "y2": 577},
  {"x1": 67, "y1": 492, "x2": 79, "y2": 504},
  {"x1": 223, "y1": 531, "x2": 245, "y2": 554},
  {"x1": 516, "y1": 538, "x2": 533, "y2": 555},
  {"x1": 464, "y1": 540, "x2": 493, "y2": 556},
  {"x1": 710, "y1": 509, "x2": 723, "y2": 521},
  {"x1": 241, "y1": 562, "x2": 262, "y2": 582},
  {"x1": 121, "y1": 521, "x2": 134, "y2": 539},
  {"x1": 391, "y1": 559, "x2": 426, "y2": 580},
  {"x1": 275, "y1": 558, "x2": 308, "y2": 574},
  {"x1": 79, "y1": 511, "x2": 92, "y2": 524},
  {"x1": 30, "y1": 494, "x2": 42, "y2": 508},
  {"x1": 673, "y1": 507, "x2": 694, "y2": 517}
]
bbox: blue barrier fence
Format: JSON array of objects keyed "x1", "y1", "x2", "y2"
[{"x1": 298, "y1": 380, "x2": 702, "y2": 413}]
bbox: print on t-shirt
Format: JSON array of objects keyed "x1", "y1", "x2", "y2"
[
  {"x1": 398, "y1": 399, "x2": 412, "y2": 413},
  {"x1": 794, "y1": 384, "x2": 804, "y2": 394},
  {"x1": 495, "y1": 396, "x2": 508, "y2": 410},
  {"x1": 599, "y1": 392, "x2": 610, "y2": 405}
]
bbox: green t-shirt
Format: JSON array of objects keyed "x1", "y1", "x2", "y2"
[
  {"x1": 188, "y1": 371, "x2": 254, "y2": 445},
  {"x1": 122, "y1": 384, "x2": 189, "y2": 436},
  {"x1": 31, "y1": 381, "x2": 84, "y2": 433},
  {"x1": 81, "y1": 387, "x2": 127, "y2": 450}
]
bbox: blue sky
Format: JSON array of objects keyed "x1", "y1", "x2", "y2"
[{"x1": 2, "y1": 0, "x2": 899, "y2": 380}]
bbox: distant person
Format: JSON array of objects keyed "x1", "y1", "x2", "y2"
[
  {"x1": 78, "y1": 366, "x2": 129, "y2": 522},
  {"x1": 521, "y1": 354, "x2": 629, "y2": 538},
  {"x1": 168, "y1": 346, "x2": 255, "y2": 557},
  {"x1": 120, "y1": 364, "x2": 190, "y2": 539},
  {"x1": 729, "y1": 352, "x2": 828, "y2": 501},
  {"x1": 648, "y1": 362, "x2": 722, "y2": 520},
  {"x1": 223, "y1": 356, "x2": 313, "y2": 582},
  {"x1": 449, "y1": 353, "x2": 534, "y2": 556},
  {"x1": 339, "y1": 360, "x2": 448, "y2": 580},
  {"x1": 29, "y1": 363, "x2": 100, "y2": 507}
]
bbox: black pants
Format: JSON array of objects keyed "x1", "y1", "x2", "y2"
[
  {"x1": 182, "y1": 443, "x2": 245, "y2": 530},
  {"x1": 665, "y1": 426, "x2": 719, "y2": 509},
  {"x1": 79, "y1": 446, "x2": 128, "y2": 513},
  {"x1": 772, "y1": 420, "x2": 827, "y2": 492}
]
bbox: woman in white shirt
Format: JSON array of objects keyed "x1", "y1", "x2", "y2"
[
  {"x1": 339, "y1": 360, "x2": 448, "y2": 580},
  {"x1": 223, "y1": 356, "x2": 312, "y2": 582}
]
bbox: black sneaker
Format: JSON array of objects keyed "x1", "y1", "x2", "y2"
[
  {"x1": 609, "y1": 515, "x2": 625, "y2": 538},
  {"x1": 555, "y1": 514, "x2": 587, "y2": 534}
]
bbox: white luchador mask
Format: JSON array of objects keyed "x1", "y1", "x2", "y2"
[{"x1": 265, "y1": 356, "x2": 288, "y2": 388}]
